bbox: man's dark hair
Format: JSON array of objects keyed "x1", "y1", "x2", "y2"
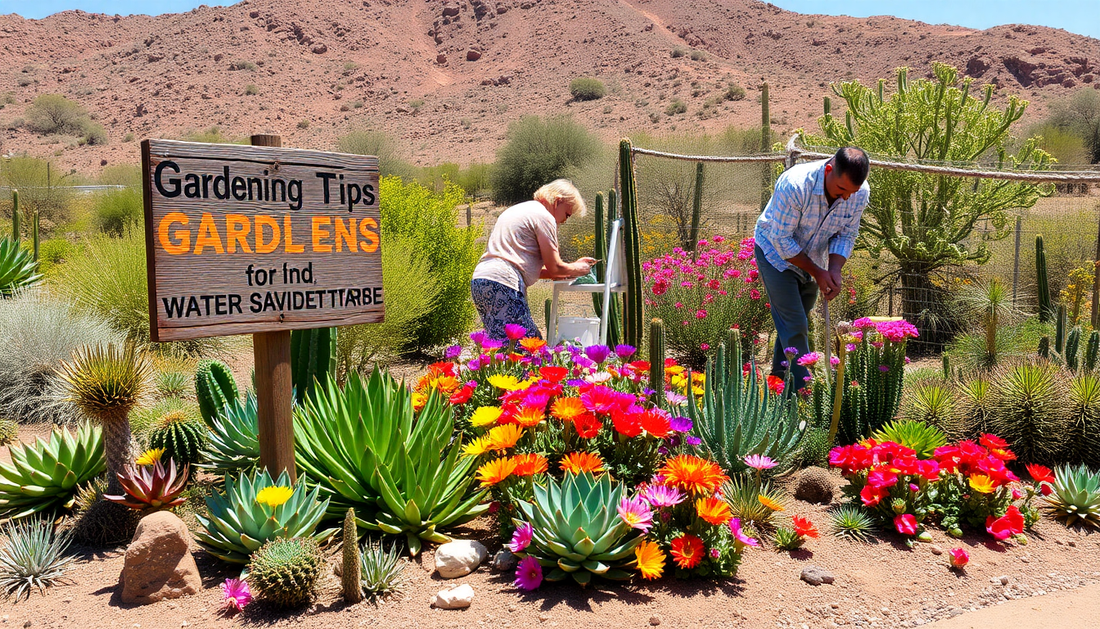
[{"x1": 833, "y1": 147, "x2": 870, "y2": 186}]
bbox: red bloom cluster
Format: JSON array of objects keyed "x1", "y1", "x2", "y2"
[
  {"x1": 986, "y1": 505, "x2": 1024, "y2": 540},
  {"x1": 933, "y1": 436, "x2": 1019, "y2": 490}
]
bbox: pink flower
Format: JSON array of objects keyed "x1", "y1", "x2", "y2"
[
  {"x1": 985, "y1": 505, "x2": 1024, "y2": 540},
  {"x1": 643, "y1": 484, "x2": 686, "y2": 508},
  {"x1": 743, "y1": 454, "x2": 777, "y2": 471},
  {"x1": 222, "y1": 578, "x2": 251, "y2": 612},
  {"x1": 894, "y1": 513, "x2": 918, "y2": 536},
  {"x1": 729, "y1": 517, "x2": 759, "y2": 548},
  {"x1": 617, "y1": 496, "x2": 654, "y2": 532},
  {"x1": 949, "y1": 548, "x2": 969, "y2": 569},
  {"x1": 509, "y1": 522, "x2": 533, "y2": 553},
  {"x1": 504, "y1": 324, "x2": 527, "y2": 341},
  {"x1": 796, "y1": 352, "x2": 821, "y2": 367},
  {"x1": 700, "y1": 343, "x2": 710, "y2": 351},
  {"x1": 695, "y1": 309, "x2": 708, "y2": 319},
  {"x1": 750, "y1": 289, "x2": 761, "y2": 300},
  {"x1": 830, "y1": 356, "x2": 841, "y2": 366},
  {"x1": 514, "y1": 555, "x2": 543, "y2": 591}
]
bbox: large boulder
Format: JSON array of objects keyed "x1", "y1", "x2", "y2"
[
  {"x1": 434, "y1": 540, "x2": 487, "y2": 578},
  {"x1": 119, "y1": 511, "x2": 201, "y2": 604}
]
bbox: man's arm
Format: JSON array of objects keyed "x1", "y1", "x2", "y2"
[{"x1": 785, "y1": 252, "x2": 840, "y2": 297}]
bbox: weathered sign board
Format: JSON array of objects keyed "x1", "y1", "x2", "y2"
[{"x1": 141, "y1": 139, "x2": 382, "y2": 342}]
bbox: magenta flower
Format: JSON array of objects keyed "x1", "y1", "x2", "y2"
[
  {"x1": 470, "y1": 330, "x2": 488, "y2": 346},
  {"x1": 509, "y1": 522, "x2": 533, "y2": 553},
  {"x1": 894, "y1": 513, "x2": 918, "y2": 536},
  {"x1": 222, "y1": 578, "x2": 251, "y2": 612},
  {"x1": 616, "y1": 496, "x2": 654, "y2": 531},
  {"x1": 948, "y1": 548, "x2": 969, "y2": 569},
  {"x1": 445, "y1": 344, "x2": 462, "y2": 359},
  {"x1": 669, "y1": 416, "x2": 693, "y2": 433},
  {"x1": 830, "y1": 355, "x2": 841, "y2": 366},
  {"x1": 504, "y1": 324, "x2": 527, "y2": 341},
  {"x1": 585, "y1": 345, "x2": 611, "y2": 364},
  {"x1": 615, "y1": 344, "x2": 637, "y2": 360},
  {"x1": 796, "y1": 352, "x2": 821, "y2": 367},
  {"x1": 729, "y1": 517, "x2": 759, "y2": 548},
  {"x1": 642, "y1": 484, "x2": 685, "y2": 508},
  {"x1": 514, "y1": 555, "x2": 543, "y2": 591},
  {"x1": 695, "y1": 309, "x2": 708, "y2": 319},
  {"x1": 743, "y1": 454, "x2": 777, "y2": 471}
]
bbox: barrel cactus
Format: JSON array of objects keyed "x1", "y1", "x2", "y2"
[
  {"x1": 148, "y1": 408, "x2": 207, "y2": 468},
  {"x1": 248, "y1": 537, "x2": 324, "y2": 608},
  {"x1": 195, "y1": 359, "x2": 238, "y2": 427}
]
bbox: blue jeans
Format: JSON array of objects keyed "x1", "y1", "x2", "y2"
[{"x1": 755, "y1": 245, "x2": 818, "y2": 388}]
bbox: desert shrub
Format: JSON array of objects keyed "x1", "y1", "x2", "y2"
[
  {"x1": 0, "y1": 517, "x2": 75, "y2": 602},
  {"x1": 989, "y1": 361, "x2": 1071, "y2": 464},
  {"x1": 689, "y1": 50, "x2": 706, "y2": 61},
  {"x1": 670, "y1": 47, "x2": 687, "y2": 58},
  {"x1": 122, "y1": 133, "x2": 134, "y2": 142},
  {"x1": 35, "y1": 239, "x2": 73, "y2": 276},
  {"x1": 230, "y1": 60, "x2": 256, "y2": 71},
  {"x1": 337, "y1": 235, "x2": 440, "y2": 372},
  {"x1": 297, "y1": 119, "x2": 310, "y2": 129},
  {"x1": 182, "y1": 126, "x2": 237, "y2": 144},
  {"x1": 665, "y1": 99, "x2": 687, "y2": 115},
  {"x1": 337, "y1": 129, "x2": 418, "y2": 181},
  {"x1": 0, "y1": 290, "x2": 122, "y2": 424},
  {"x1": 378, "y1": 177, "x2": 481, "y2": 349},
  {"x1": 569, "y1": 77, "x2": 606, "y2": 101},
  {"x1": 24, "y1": 94, "x2": 90, "y2": 136},
  {"x1": 91, "y1": 187, "x2": 142, "y2": 236},
  {"x1": 98, "y1": 164, "x2": 141, "y2": 188},
  {"x1": 80, "y1": 121, "x2": 108, "y2": 146},
  {"x1": 724, "y1": 83, "x2": 746, "y2": 101},
  {"x1": 0, "y1": 156, "x2": 75, "y2": 227},
  {"x1": 244, "y1": 84, "x2": 259, "y2": 96},
  {"x1": 490, "y1": 115, "x2": 600, "y2": 205}
]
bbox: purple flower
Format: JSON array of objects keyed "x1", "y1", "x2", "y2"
[
  {"x1": 617, "y1": 496, "x2": 654, "y2": 531},
  {"x1": 615, "y1": 345, "x2": 637, "y2": 360},
  {"x1": 505, "y1": 324, "x2": 527, "y2": 341},
  {"x1": 878, "y1": 365, "x2": 890, "y2": 372},
  {"x1": 585, "y1": 345, "x2": 612, "y2": 364},
  {"x1": 830, "y1": 356, "x2": 840, "y2": 366},
  {"x1": 642, "y1": 484, "x2": 685, "y2": 508},
  {"x1": 743, "y1": 454, "x2": 777, "y2": 471},
  {"x1": 642, "y1": 387, "x2": 656, "y2": 397},
  {"x1": 514, "y1": 556, "x2": 543, "y2": 591},
  {"x1": 509, "y1": 522, "x2": 533, "y2": 553},
  {"x1": 565, "y1": 379, "x2": 587, "y2": 387},
  {"x1": 574, "y1": 355, "x2": 596, "y2": 370},
  {"x1": 467, "y1": 357, "x2": 482, "y2": 371},
  {"x1": 222, "y1": 578, "x2": 251, "y2": 612},
  {"x1": 684, "y1": 435, "x2": 702, "y2": 447},
  {"x1": 784, "y1": 347, "x2": 800, "y2": 358},
  {"x1": 729, "y1": 517, "x2": 759, "y2": 548},
  {"x1": 904, "y1": 356, "x2": 911, "y2": 364},
  {"x1": 670, "y1": 416, "x2": 693, "y2": 433},
  {"x1": 445, "y1": 344, "x2": 462, "y2": 360},
  {"x1": 470, "y1": 331, "x2": 488, "y2": 346}
]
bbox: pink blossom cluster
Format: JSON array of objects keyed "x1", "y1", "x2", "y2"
[
  {"x1": 643, "y1": 237, "x2": 762, "y2": 307},
  {"x1": 850, "y1": 318, "x2": 920, "y2": 343}
]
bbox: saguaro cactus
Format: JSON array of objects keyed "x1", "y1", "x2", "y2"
[
  {"x1": 592, "y1": 192, "x2": 606, "y2": 317},
  {"x1": 1037, "y1": 235, "x2": 1051, "y2": 322},
  {"x1": 1087, "y1": 330, "x2": 1100, "y2": 372},
  {"x1": 649, "y1": 319, "x2": 666, "y2": 406},
  {"x1": 10, "y1": 189, "x2": 18, "y2": 243},
  {"x1": 619, "y1": 139, "x2": 644, "y2": 349},
  {"x1": 342, "y1": 508, "x2": 363, "y2": 603},
  {"x1": 290, "y1": 327, "x2": 337, "y2": 404},
  {"x1": 195, "y1": 359, "x2": 239, "y2": 427},
  {"x1": 1056, "y1": 304, "x2": 1067, "y2": 354},
  {"x1": 1067, "y1": 326, "x2": 1082, "y2": 371}
]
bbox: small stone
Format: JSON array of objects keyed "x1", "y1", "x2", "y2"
[
  {"x1": 830, "y1": 603, "x2": 840, "y2": 609},
  {"x1": 649, "y1": 616, "x2": 661, "y2": 626},
  {"x1": 1001, "y1": 576, "x2": 1010, "y2": 585},
  {"x1": 436, "y1": 53, "x2": 447, "y2": 64},
  {"x1": 539, "y1": 613, "x2": 551, "y2": 622},
  {"x1": 801, "y1": 566, "x2": 835, "y2": 586},
  {"x1": 930, "y1": 545, "x2": 943, "y2": 556},
  {"x1": 1068, "y1": 540, "x2": 1077, "y2": 547},
  {"x1": 432, "y1": 584, "x2": 474, "y2": 609},
  {"x1": 466, "y1": 48, "x2": 482, "y2": 61},
  {"x1": 435, "y1": 540, "x2": 488, "y2": 578},
  {"x1": 62, "y1": 598, "x2": 72, "y2": 603},
  {"x1": 490, "y1": 549, "x2": 517, "y2": 571}
]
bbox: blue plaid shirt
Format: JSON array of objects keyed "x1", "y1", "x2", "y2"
[{"x1": 754, "y1": 159, "x2": 869, "y2": 275}]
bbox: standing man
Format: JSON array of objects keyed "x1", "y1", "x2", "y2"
[{"x1": 754, "y1": 146, "x2": 870, "y2": 387}]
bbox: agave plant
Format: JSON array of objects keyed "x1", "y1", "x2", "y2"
[
  {"x1": 990, "y1": 362, "x2": 1069, "y2": 464},
  {"x1": 194, "y1": 469, "x2": 333, "y2": 564},
  {"x1": 902, "y1": 381, "x2": 961, "y2": 440},
  {"x1": 828, "y1": 505, "x2": 878, "y2": 542},
  {"x1": 103, "y1": 459, "x2": 188, "y2": 512},
  {"x1": 870, "y1": 420, "x2": 947, "y2": 459},
  {"x1": 1044, "y1": 464, "x2": 1100, "y2": 528},
  {"x1": 721, "y1": 476, "x2": 788, "y2": 526},
  {"x1": 0, "y1": 238, "x2": 41, "y2": 297},
  {"x1": 199, "y1": 392, "x2": 261, "y2": 475},
  {"x1": 294, "y1": 370, "x2": 487, "y2": 555},
  {"x1": 513, "y1": 471, "x2": 644, "y2": 586},
  {"x1": 1067, "y1": 374, "x2": 1100, "y2": 468},
  {"x1": 687, "y1": 332, "x2": 805, "y2": 476},
  {"x1": 0, "y1": 423, "x2": 105, "y2": 520},
  {"x1": 359, "y1": 537, "x2": 405, "y2": 600},
  {"x1": 0, "y1": 517, "x2": 74, "y2": 602}
]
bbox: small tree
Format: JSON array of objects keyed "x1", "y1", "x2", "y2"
[
  {"x1": 805, "y1": 63, "x2": 1053, "y2": 348},
  {"x1": 25, "y1": 94, "x2": 89, "y2": 135},
  {"x1": 1045, "y1": 88, "x2": 1100, "y2": 164},
  {"x1": 490, "y1": 115, "x2": 600, "y2": 205}
]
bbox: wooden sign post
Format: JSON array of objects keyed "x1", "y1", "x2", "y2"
[{"x1": 141, "y1": 135, "x2": 381, "y2": 481}]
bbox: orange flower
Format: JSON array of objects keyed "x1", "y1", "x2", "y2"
[
  {"x1": 476, "y1": 457, "x2": 517, "y2": 487},
  {"x1": 550, "y1": 397, "x2": 586, "y2": 422},
  {"x1": 515, "y1": 406, "x2": 545, "y2": 428},
  {"x1": 669, "y1": 534, "x2": 705, "y2": 569},
  {"x1": 658, "y1": 455, "x2": 729, "y2": 495},
  {"x1": 791, "y1": 515, "x2": 819, "y2": 539},
  {"x1": 487, "y1": 424, "x2": 524, "y2": 451},
  {"x1": 758, "y1": 494, "x2": 785, "y2": 511},
  {"x1": 519, "y1": 337, "x2": 547, "y2": 353},
  {"x1": 559, "y1": 451, "x2": 604, "y2": 474},
  {"x1": 968, "y1": 474, "x2": 996, "y2": 494},
  {"x1": 634, "y1": 540, "x2": 666, "y2": 580},
  {"x1": 694, "y1": 497, "x2": 732, "y2": 526},
  {"x1": 512, "y1": 453, "x2": 549, "y2": 476},
  {"x1": 412, "y1": 391, "x2": 428, "y2": 412}
]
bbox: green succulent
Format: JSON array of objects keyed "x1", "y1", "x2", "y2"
[
  {"x1": 687, "y1": 332, "x2": 805, "y2": 476},
  {"x1": 0, "y1": 423, "x2": 106, "y2": 520},
  {"x1": 513, "y1": 471, "x2": 644, "y2": 587},
  {"x1": 990, "y1": 362, "x2": 1069, "y2": 464},
  {"x1": 294, "y1": 370, "x2": 487, "y2": 556},
  {"x1": 199, "y1": 392, "x2": 261, "y2": 476},
  {"x1": 1044, "y1": 464, "x2": 1100, "y2": 528},
  {"x1": 870, "y1": 420, "x2": 947, "y2": 459},
  {"x1": 829, "y1": 505, "x2": 878, "y2": 542},
  {"x1": 957, "y1": 377, "x2": 994, "y2": 440},
  {"x1": 1068, "y1": 374, "x2": 1100, "y2": 467},
  {"x1": 902, "y1": 381, "x2": 961, "y2": 440},
  {"x1": 194, "y1": 469, "x2": 333, "y2": 564},
  {"x1": 147, "y1": 408, "x2": 206, "y2": 467},
  {"x1": 722, "y1": 476, "x2": 787, "y2": 526},
  {"x1": 0, "y1": 517, "x2": 73, "y2": 602},
  {"x1": 772, "y1": 526, "x2": 804, "y2": 551},
  {"x1": 359, "y1": 537, "x2": 405, "y2": 600},
  {"x1": 248, "y1": 537, "x2": 324, "y2": 608},
  {"x1": 0, "y1": 238, "x2": 42, "y2": 296},
  {"x1": 155, "y1": 371, "x2": 190, "y2": 399}
]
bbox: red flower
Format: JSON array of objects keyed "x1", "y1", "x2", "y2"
[
  {"x1": 611, "y1": 410, "x2": 643, "y2": 438},
  {"x1": 572, "y1": 412, "x2": 602, "y2": 439},
  {"x1": 791, "y1": 515, "x2": 819, "y2": 539},
  {"x1": 766, "y1": 375, "x2": 785, "y2": 395},
  {"x1": 985, "y1": 505, "x2": 1024, "y2": 540},
  {"x1": 449, "y1": 385, "x2": 475, "y2": 405},
  {"x1": 860, "y1": 484, "x2": 886, "y2": 507},
  {"x1": 669, "y1": 534, "x2": 705, "y2": 569},
  {"x1": 639, "y1": 410, "x2": 671, "y2": 438},
  {"x1": 539, "y1": 366, "x2": 569, "y2": 383},
  {"x1": 428, "y1": 361, "x2": 457, "y2": 376},
  {"x1": 1026, "y1": 463, "x2": 1054, "y2": 485},
  {"x1": 866, "y1": 469, "x2": 899, "y2": 489},
  {"x1": 894, "y1": 513, "x2": 918, "y2": 536}
]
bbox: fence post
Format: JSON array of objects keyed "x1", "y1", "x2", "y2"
[
  {"x1": 1012, "y1": 215, "x2": 1022, "y2": 306},
  {"x1": 760, "y1": 82, "x2": 772, "y2": 211},
  {"x1": 466, "y1": 203, "x2": 472, "y2": 227},
  {"x1": 784, "y1": 134, "x2": 801, "y2": 170},
  {"x1": 689, "y1": 162, "x2": 704, "y2": 259}
]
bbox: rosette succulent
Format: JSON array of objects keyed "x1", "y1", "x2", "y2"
[
  {"x1": 0, "y1": 423, "x2": 105, "y2": 520},
  {"x1": 199, "y1": 392, "x2": 261, "y2": 475},
  {"x1": 1044, "y1": 464, "x2": 1100, "y2": 528}
]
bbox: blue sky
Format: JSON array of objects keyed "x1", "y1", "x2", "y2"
[{"x1": 1, "y1": 0, "x2": 1097, "y2": 40}]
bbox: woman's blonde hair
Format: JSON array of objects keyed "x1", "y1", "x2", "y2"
[{"x1": 533, "y1": 179, "x2": 587, "y2": 217}]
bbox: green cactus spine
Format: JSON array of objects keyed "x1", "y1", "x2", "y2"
[
  {"x1": 290, "y1": 327, "x2": 337, "y2": 404},
  {"x1": 618, "y1": 139, "x2": 644, "y2": 349},
  {"x1": 1039, "y1": 336, "x2": 1050, "y2": 359},
  {"x1": 342, "y1": 508, "x2": 363, "y2": 603},
  {"x1": 249, "y1": 537, "x2": 324, "y2": 608},
  {"x1": 689, "y1": 162, "x2": 704, "y2": 258},
  {"x1": 1087, "y1": 331, "x2": 1100, "y2": 372},
  {"x1": 1056, "y1": 305, "x2": 1067, "y2": 354},
  {"x1": 10, "y1": 189, "x2": 18, "y2": 243},
  {"x1": 1067, "y1": 326, "x2": 1082, "y2": 371},
  {"x1": 1036, "y1": 235, "x2": 1051, "y2": 322},
  {"x1": 649, "y1": 319, "x2": 666, "y2": 407},
  {"x1": 592, "y1": 192, "x2": 606, "y2": 317},
  {"x1": 148, "y1": 412, "x2": 206, "y2": 467},
  {"x1": 195, "y1": 359, "x2": 238, "y2": 427}
]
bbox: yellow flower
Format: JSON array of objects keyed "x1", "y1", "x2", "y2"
[
  {"x1": 470, "y1": 406, "x2": 504, "y2": 427},
  {"x1": 256, "y1": 486, "x2": 294, "y2": 508},
  {"x1": 135, "y1": 448, "x2": 165, "y2": 466},
  {"x1": 462, "y1": 436, "x2": 493, "y2": 457},
  {"x1": 412, "y1": 391, "x2": 428, "y2": 411},
  {"x1": 634, "y1": 540, "x2": 666, "y2": 580},
  {"x1": 488, "y1": 374, "x2": 521, "y2": 390},
  {"x1": 758, "y1": 494, "x2": 785, "y2": 512},
  {"x1": 519, "y1": 338, "x2": 547, "y2": 353},
  {"x1": 476, "y1": 457, "x2": 517, "y2": 487},
  {"x1": 968, "y1": 474, "x2": 996, "y2": 494},
  {"x1": 487, "y1": 424, "x2": 524, "y2": 451}
]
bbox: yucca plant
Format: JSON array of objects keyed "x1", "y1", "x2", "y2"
[
  {"x1": 870, "y1": 420, "x2": 947, "y2": 460},
  {"x1": 956, "y1": 377, "x2": 994, "y2": 440},
  {"x1": 829, "y1": 505, "x2": 877, "y2": 541},
  {"x1": 194, "y1": 469, "x2": 333, "y2": 564},
  {"x1": 359, "y1": 537, "x2": 405, "y2": 600},
  {"x1": 56, "y1": 342, "x2": 152, "y2": 495},
  {"x1": 990, "y1": 362, "x2": 1070, "y2": 464},
  {"x1": 294, "y1": 370, "x2": 487, "y2": 556},
  {"x1": 955, "y1": 278, "x2": 1016, "y2": 368},
  {"x1": 513, "y1": 471, "x2": 644, "y2": 586},
  {"x1": 687, "y1": 331, "x2": 805, "y2": 476},
  {"x1": 0, "y1": 237, "x2": 41, "y2": 296},
  {"x1": 155, "y1": 371, "x2": 190, "y2": 399},
  {"x1": 772, "y1": 526, "x2": 804, "y2": 551},
  {"x1": 0, "y1": 517, "x2": 74, "y2": 602},
  {"x1": 1068, "y1": 374, "x2": 1100, "y2": 468},
  {"x1": 1044, "y1": 464, "x2": 1100, "y2": 528},
  {"x1": 248, "y1": 537, "x2": 324, "y2": 608},
  {"x1": 902, "y1": 381, "x2": 961, "y2": 441},
  {"x1": 720, "y1": 476, "x2": 788, "y2": 527},
  {"x1": 0, "y1": 423, "x2": 105, "y2": 520},
  {"x1": 199, "y1": 392, "x2": 261, "y2": 476},
  {"x1": 103, "y1": 458, "x2": 188, "y2": 513}
]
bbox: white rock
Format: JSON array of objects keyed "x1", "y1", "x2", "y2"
[
  {"x1": 435, "y1": 540, "x2": 488, "y2": 578},
  {"x1": 490, "y1": 549, "x2": 517, "y2": 571},
  {"x1": 432, "y1": 584, "x2": 475, "y2": 609}
]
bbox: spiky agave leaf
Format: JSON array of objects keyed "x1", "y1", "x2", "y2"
[
  {"x1": 56, "y1": 342, "x2": 153, "y2": 420},
  {"x1": 0, "y1": 238, "x2": 42, "y2": 296},
  {"x1": 720, "y1": 476, "x2": 788, "y2": 527},
  {"x1": 956, "y1": 376, "x2": 994, "y2": 440},
  {"x1": 0, "y1": 517, "x2": 73, "y2": 602},
  {"x1": 1067, "y1": 374, "x2": 1100, "y2": 467},
  {"x1": 871, "y1": 419, "x2": 947, "y2": 459},
  {"x1": 103, "y1": 459, "x2": 188, "y2": 512},
  {"x1": 990, "y1": 362, "x2": 1070, "y2": 464},
  {"x1": 829, "y1": 505, "x2": 878, "y2": 542},
  {"x1": 359, "y1": 537, "x2": 405, "y2": 600},
  {"x1": 199, "y1": 393, "x2": 260, "y2": 476},
  {"x1": 1044, "y1": 464, "x2": 1100, "y2": 529},
  {"x1": 902, "y1": 381, "x2": 962, "y2": 441}
]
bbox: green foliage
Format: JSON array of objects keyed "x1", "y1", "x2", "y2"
[
  {"x1": 570, "y1": 77, "x2": 606, "y2": 101},
  {"x1": 199, "y1": 392, "x2": 261, "y2": 476},
  {"x1": 0, "y1": 419, "x2": 17, "y2": 446},
  {"x1": 293, "y1": 370, "x2": 488, "y2": 555},
  {"x1": 248, "y1": 537, "x2": 324, "y2": 608},
  {"x1": 1040, "y1": 87, "x2": 1100, "y2": 164},
  {"x1": 0, "y1": 238, "x2": 41, "y2": 295},
  {"x1": 901, "y1": 382, "x2": 961, "y2": 441},
  {"x1": 291, "y1": 328, "x2": 336, "y2": 404},
  {"x1": 772, "y1": 526, "x2": 804, "y2": 551},
  {"x1": 91, "y1": 188, "x2": 142, "y2": 236},
  {"x1": 828, "y1": 505, "x2": 877, "y2": 541},
  {"x1": 181, "y1": 126, "x2": 238, "y2": 144},
  {"x1": 0, "y1": 517, "x2": 74, "y2": 602},
  {"x1": 990, "y1": 362, "x2": 1070, "y2": 464},
  {"x1": 619, "y1": 140, "x2": 644, "y2": 350},
  {"x1": 148, "y1": 407, "x2": 207, "y2": 467},
  {"x1": 337, "y1": 129, "x2": 417, "y2": 180},
  {"x1": 195, "y1": 359, "x2": 238, "y2": 428},
  {"x1": 1068, "y1": 374, "x2": 1100, "y2": 468},
  {"x1": 244, "y1": 84, "x2": 259, "y2": 96},
  {"x1": 379, "y1": 177, "x2": 481, "y2": 349},
  {"x1": 0, "y1": 424, "x2": 105, "y2": 520},
  {"x1": 1044, "y1": 464, "x2": 1100, "y2": 528},
  {"x1": 230, "y1": 60, "x2": 256, "y2": 71},
  {"x1": 297, "y1": 119, "x2": 310, "y2": 130},
  {"x1": 664, "y1": 99, "x2": 687, "y2": 115},
  {"x1": 130, "y1": 397, "x2": 194, "y2": 447},
  {"x1": 155, "y1": 370, "x2": 190, "y2": 399},
  {"x1": 956, "y1": 376, "x2": 993, "y2": 440},
  {"x1": 195, "y1": 469, "x2": 333, "y2": 564},
  {"x1": 359, "y1": 537, "x2": 405, "y2": 600},
  {"x1": 649, "y1": 319, "x2": 666, "y2": 406},
  {"x1": 514, "y1": 472, "x2": 643, "y2": 586},
  {"x1": 722, "y1": 476, "x2": 787, "y2": 527},
  {"x1": 0, "y1": 156, "x2": 74, "y2": 226},
  {"x1": 870, "y1": 420, "x2": 947, "y2": 459},
  {"x1": 490, "y1": 115, "x2": 600, "y2": 205},
  {"x1": 24, "y1": 94, "x2": 92, "y2": 136},
  {"x1": 71, "y1": 496, "x2": 140, "y2": 547}
]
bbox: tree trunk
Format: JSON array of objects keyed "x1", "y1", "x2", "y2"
[
  {"x1": 899, "y1": 266, "x2": 953, "y2": 355},
  {"x1": 101, "y1": 413, "x2": 133, "y2": 495}
]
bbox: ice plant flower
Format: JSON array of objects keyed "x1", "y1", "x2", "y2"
[
  {"x1": 488, "y1": 374, "x2": 522, "y2": 390},
  {"x1": 766, "y1": 375, "x2": 785, "y2": 395},
  {"x1": 758, "y1": 494, "x2": 785, "y2": 511},
  {"x1": 634, "y1": 540, "x2": 666, "y2": 580},
  {"x1": 669, "y1": 416, "x2": 693, "y2": 432},
  {"x1": 476, "y1": 457, "x2": 517, "y2": 487},
  {"x1": 743, "y1": 454, "x2": 777, "y2": 471},
  {"x1": 514, "y1": 555, "x2": 543, "y2": 591},
  {"x1": 986, "y1": 505, "x2": 1024, "y2": 540},
  {"x1": 504, "y1": 324, "x2": 527, "y2": 341},
  {"x1": 669, "y1": 534, "x2": 705, "y2": 569},
  {"x1": 894, "y1": 513, "x2": 918, "y2": 536},
  {"x1": 572, "y1": 412, "x2": 602, "y2": 439},
  {"x1": 487, "y1": 424, "x2": 524, "y2": 451},
  {"x1": 617, "y1": 496, "x2": 654, "y2": 531},
  {"x1": 461, "y1": 436, "x2": 493, "y2": 458},
  {"x1": 470, "y1": 405, "x2": 504, "y2": 427},
  {"x1": 968, "y1": 474, "x2": 996, "y2": 494},
  {"x1": 585, "y1": 345, "x2": 612, "y2": 364},
  {"x1": 512, "y1": 453, "x2": 549, "y2": 477},
  {"x1": 1026, "y1": 463, "x2": 1055, "y2": 485},
  {"x1": 550, "y1": 397, "x2": 586, "y2": 421},
  {"x1": 515, "y1": 406, "x2": 545, "y2": 428},
  {"x1": 255, "y1": 486, "x2": 293, "y2": 508},
  {"x1": 642, "y1": 484, "x2": 685, "y2": 508},
  {"x1": 615, "y1": 344, "x2": 637, "y2": 360},
  {"x1": 135, "y1": 448, "x2": 165, "y2": 466},
  {"x1": 559, "y1": 451, "x2": 605, "y2": 474},
  {"x1": 796, "y1": 352, "x2": 821, "y2": 367},
  {"x1": 695, "y1": 497, "x2": 732, "y2": 526},
  {"x1": 658, "y1": 455, "x2": 729, "y2": 495},
  {"x1": 791, "y1": 515, "x2": 819, "y2": 539},
  {"x1": 509, "y1": 522, "x2": 533, "y2": 553},
  {"x1": 729, "y1": 517, "x2": 759, "y2": 548},
  {"x1": 221, "y1": 578, "x2": 251, "y2": 612},
  {"x1": 519, "y1": 337, "x2": 547, "y2": 353},
  {"x1": 949, "y1": 548, "x2": 969, "y2": 569}
]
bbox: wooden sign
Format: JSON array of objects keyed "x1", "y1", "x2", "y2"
[{"x1": 141, "y1": 139, "x2": 382, "y2": 342}]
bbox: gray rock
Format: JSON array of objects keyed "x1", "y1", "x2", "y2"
[
  {"x1": 435, "y1": 540, "x2": 488, "y2": 578},
  {"x1": 432, "y1": 584, "x2": 474, "y2": 609},
  {"x1": 801, "y1": 566, "x2": 836, "y2": 586},
  {"x1": 930, "y1": 545, "x2": 943, "y2": 556},
  {"x1": 490, "y1": 549, "x2": 517, "y2": 571}
]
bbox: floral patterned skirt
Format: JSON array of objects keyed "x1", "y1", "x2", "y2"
[{"x1": 470, "y1": 278, "x2": 542, "y2": 341}]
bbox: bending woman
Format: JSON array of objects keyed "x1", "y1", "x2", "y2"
[{"x1": 471, "y1": 179, "x2": 596, "y2": 340}]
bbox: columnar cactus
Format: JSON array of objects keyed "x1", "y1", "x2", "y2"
[
  {"x1": 618, "y1": 139, "x2": 643, "y2": 349},
  {"x1": 342, "y1": 508, "x2": 363, "y2": 603},
  {"x1": 649, "y1": 319, "x2": 665, "y2": 407},
  {"x1": 10, "y1": 189, "x2": 18, "y2": 243},
  {"x1": 1086, "y1": 331, "x2": 1100, "y2": 372},
  {"x1": 605, "y1": 189, "x2": 622, "y2": 347},
  {"x1": 592, "y1": 192, "x2": 606, "y2": 318},
  {"x1": 290, "y1": 327, "x2": 337, "y2": 404},
  {"x1": 1067, "y1": 326, "x2": 1082, "y2": 372},
  {"x1": 1036, "y1": 235, "x2": 1051, "y2": 322},
  {"x1": 195, "y1": 360, "x2": 238, "y2": 428},
  {"x1": 689, "y1": 162, "x2": 704, "y2": 257},
  {"x1": 1056, "y1": 304, "x2": 1067, "y2": 354},
  {"x1": 942, "y1": 353, "x2": 951, "y2": 381},
  {"x1": 1039, "y1": 336, "x2": 1050, "y2": 359}
]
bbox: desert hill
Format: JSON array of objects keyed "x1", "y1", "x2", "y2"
[{"x1": 0, "y1": 0, "x2": 1097, "y2": 174}]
